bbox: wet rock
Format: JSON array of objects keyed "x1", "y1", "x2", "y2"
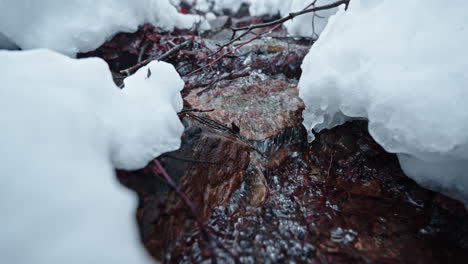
[
  {"x1": 118, "y1": 117, "x2": 253, "y2": 260},
  {"x1": 348, "y1": 179, "x2": 382, "y2": 198},
  {"x1": 185, "y1": 75, "x2": 304, "y2": 141},
  {"x1": 141, "y1": 121, "x2": 468, "y2": 263},
  {"x1": 118, "y1": 69, "x2": 307, "y2": 263},
  {"x1": 244, "y1": 158, "x2": 269, "y2": 207}
]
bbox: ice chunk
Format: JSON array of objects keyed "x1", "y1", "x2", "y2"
[
  {"x1": 0, "y1": 49, "x2": 184, "y2": 263},
  {"x1": 299, "y1": 0, "x2": 468, "y2": 204},
  {"x1": 0, "y1": 0, "x2": 202, "y2": 56}
]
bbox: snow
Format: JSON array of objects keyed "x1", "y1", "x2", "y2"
[
  {"x1": 0, "y1": 0, "x2": 343, "y2": 56},
  {"x1": 250, "y1": 0, "x2": 340, "y2": 38},
  {"x1": 0, "y1": 49, "x2": 184, "y2": 263},
  {"x1": 0, "y1": 0, "x2": 203, "y2": 56},
  {"x1": 299, "y1": 0, "x2": 468, "y2": 205}
]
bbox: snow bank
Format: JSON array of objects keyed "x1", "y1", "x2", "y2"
[
  {"x1": 0, "y1": 49, "x2": 184, "y2": 263},
  {"x1": 250, "y1": 0, "x2": 340, "y2": 38},
  {"x1": 299, "y1": 0, "x2": 468, "y2": 204},
  {"x1": 0, "y1": 0, "x2": 202, "y2": 56}
]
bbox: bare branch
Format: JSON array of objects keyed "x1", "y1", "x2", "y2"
[
  {"x1": 186, "y1": 0, "x2": 349, "y2": 76},
  {"x1": 120, "y1": 40, "x2": 193, "y2": 75},
  {"x1": 232, "y1": 0, "x2": 349, "y2": 32}
]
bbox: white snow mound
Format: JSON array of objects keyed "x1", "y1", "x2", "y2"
[
  {"x1": 299, "y1": 0, "x2": 468, "y2": 205},
  {"x1": 0, "y1": 49, "x2": 184, "y2": 264},
  {"x1": 0, "y1": 0, "x2": 202, "y2": 56}
]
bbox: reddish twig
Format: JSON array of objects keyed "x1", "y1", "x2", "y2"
[
  {"x1": 326, "y1": 151, "x2": 334, "y2": 179},
  {"x1": 186, "y1": 24, "x2": 280, "y2": 76},
  {"x1": 187, "y1": 0, "x2": 349, "y2": 77},
  {"x1": 162, "y1": 153, "x2": 219, "y2": 165},
  {"x1": 179, "y1": 108, "x2": 215, "y2": 114},
  {"x1": 189, "y1": 71, "x2": 250, "y2": 94},
  {"x1": 210, "y1": 0, "x2": 320, "y2": 58}
]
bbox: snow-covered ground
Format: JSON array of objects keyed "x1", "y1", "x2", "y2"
[
  {"x1": 299, "y1": 0, "x2": 468, "y2": 205},
  {"x1": 0, "y1": 50, "x2": 184, "y2": 263}
]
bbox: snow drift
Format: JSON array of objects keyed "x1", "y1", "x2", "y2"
[
  {"x1": 299, "y1": 0, "x2": 468, "y2": 204},
  {"x1": 0, "y1": 49, "x2": 184, "y2": 263},
  {"x1": 0, "y1": 0, "x2": 202, "y2": 56}
]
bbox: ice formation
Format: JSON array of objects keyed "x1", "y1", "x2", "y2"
[
  {"x1": 0, "y1": 0, "x2": 202, "y2": 56},
  {"x1": 0, "y1": 49, "x2": 184, "y2": 263},
  {"x1": 250, "y1": 0, "x2": 340, "y2": 38},
  {"x1": 299, "y1": 0, "x2": 468, "y2": 204}
]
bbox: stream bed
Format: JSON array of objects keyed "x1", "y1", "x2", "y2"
[{"x1": 81, "y1": 10, "x2": 468, "y2": 263}]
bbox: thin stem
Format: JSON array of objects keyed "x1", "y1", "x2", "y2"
[
  {"x1": 120, "y1": 40, "x2": 193, "y2": 75},
  {"x1": 232, "y1": 0, "x2": 349, "y2": 32}
]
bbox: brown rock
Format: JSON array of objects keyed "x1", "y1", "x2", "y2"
[
  {"x1": 350, "y1": 179, "x2": 382, "y2": 198},
  {"x1": 185, "y1": 75, "x2": 304, "y2": 141}
]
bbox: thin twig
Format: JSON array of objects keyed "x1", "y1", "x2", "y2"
[
  {"x1": 210, "y1": 0, "x2": 314, "y2": 58},
  {"x1": 121, "y1": 40, "x2": 193, "y2": 75},
  {"x1": 232, "y1": 0, "x2": 349, "y2": 32},
  {"x1": 326, "y1": 151, "x2": 334, "y2": 179},
  {"x1": 194, "y1": 71, "x2": 249, "y2": 95},
  {"x1": 162, "y1": 154, "x2": 219, "y2": 165},
  {"x1": 187, "y1": 0, "x2": 348, "y2": 77},
  {"x1": 211, "y1": 0, "x2": 320, "y2": 55},
  {"x1": 179, "y1": 108, "x2": 215, "y2": 114},
  {"x1": 137, "y1": 42, "x2": 150, "y2": 63},
  {"x1": 187, "y1": 113, "x2": 266, "y2": 158},
  {"x1": 186, "y1": 26, "x2": 276, "y2": 76}
]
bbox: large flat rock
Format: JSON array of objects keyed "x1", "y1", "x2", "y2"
[{"x1": 185, "y1": 75, "x2": 304, "y2": 141}]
